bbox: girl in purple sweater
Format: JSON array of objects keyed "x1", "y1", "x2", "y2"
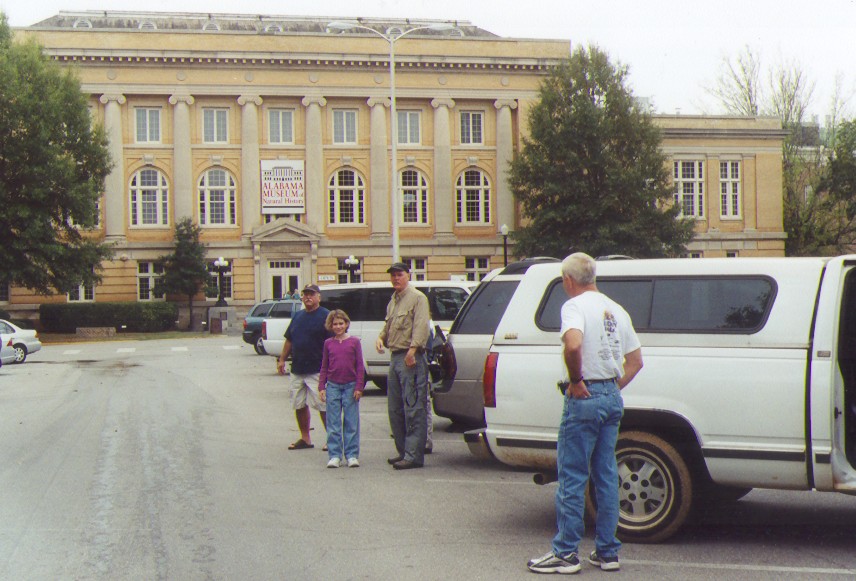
[{"x1": 319, "y1": 309, "x2": 365, "y2": 468}]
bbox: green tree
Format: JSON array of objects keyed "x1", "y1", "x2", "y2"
[
  {"x1": 0, "y1": 14, "x2": 113, "y2": 294},
  {"x1": 707, "y1": 46, "x2": 856, "y2": 255},
  {"x1": 156, "y1": 218, "x2": 209, "y2": 330},
  {"x1": 509, "y1": 46, "x2": 694, "y2": 259}
]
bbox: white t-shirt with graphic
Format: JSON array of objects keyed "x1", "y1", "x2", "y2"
[{"x1": 560, "y1": 290, "x2": 641, "y2": 381}]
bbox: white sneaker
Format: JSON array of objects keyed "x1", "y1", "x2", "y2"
[
  {"x1": 347, "y1": 457, "x2": 360, "y2": 468},
  {"x1": 326, "y1": 458, "x2": 341, "y2": 468}
]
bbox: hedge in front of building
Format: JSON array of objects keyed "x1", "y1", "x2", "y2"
[{"x1": 39, "y1": 302, "x2": 178, "y2": 333}]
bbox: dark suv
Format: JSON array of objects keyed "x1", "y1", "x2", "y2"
[{"x1": 242, "y1": 299, "x2": 302, "y2": 355}]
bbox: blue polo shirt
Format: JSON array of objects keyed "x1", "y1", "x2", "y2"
[{"x1": 284, "y1": 307, "x2": 331, "y2": 375}]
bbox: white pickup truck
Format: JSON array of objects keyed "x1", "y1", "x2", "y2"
[
  {"x1": 262, "y1": 280, "x2": 476, "y2": 391},
  {"x1": 465, "y1": 256, "x2": 856, "y2": 542}
]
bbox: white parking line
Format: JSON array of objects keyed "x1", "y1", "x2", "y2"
[
  {"x1": 116, "y1": 348, "x2": 136, "y2": 353},
  {"x1": 63, "y1": 350, "x2": 81, "y2": 355},
  {"x1": 625, "y1": 559, "x2": 856, "y2": 576},
  {"x1": 171, "y1": 347, "x2": 188, "y2": 352},
  {"x1": 222, "y1": 345, "x2": 240, "y2": 350}
]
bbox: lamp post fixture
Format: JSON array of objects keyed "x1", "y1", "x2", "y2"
[
  {"x1": 327, "y1": 20, "x2": 458, "y2": 262},
  {"x1": 500, "y1": 224, "x2": 510, "y2": 266},
  {"x1": 213, "y1": 256, "x2": 229, "y2": 307},
  {"x1": 344, "y1": 255, "x2": 361, "y2": 283}
]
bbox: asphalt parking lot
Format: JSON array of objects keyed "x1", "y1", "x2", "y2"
[{"x1": 1, "y1": 336, "x2": 854, "y2": 580}]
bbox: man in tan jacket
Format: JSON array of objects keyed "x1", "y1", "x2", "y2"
[{"x1": 376, "y1": 262, "x2": 431, "y2": 470}]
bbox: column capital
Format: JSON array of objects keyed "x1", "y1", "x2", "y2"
[
  {"x1": 168, "y1": 94, "x2": 195, "y2": 106},
  {"x1": 238, "y1": 94, "x2": 263, "y2": 107},
  {"x1": 494, "y1": 99, "x2": 518, "y2": 110},
  {"x1": 99, "y1": 94, "x2": 126, "y2": 105},
  {"x1": 302, "y1": 95, "x2": 327, "y2": 108},
  {"x1": 367, "y1": 96, "x2": 391, "y2": 108},
  {"x1": 431, "y1": 98, "x2": 455, "y2": 109}
]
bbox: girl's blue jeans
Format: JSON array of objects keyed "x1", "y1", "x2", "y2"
[{"x1": 325, "y1": 381, "x2": 360, "y2": 460}]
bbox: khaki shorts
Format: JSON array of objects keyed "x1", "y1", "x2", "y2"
[{"x1": 289, "y1": 372, "x2": 325, "y2": 412}]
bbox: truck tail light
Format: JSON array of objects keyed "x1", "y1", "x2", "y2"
[
  {"x1": 483, "y1": 352, "x2": 498, "y2": 408},
  {"x1": 262, "y1": 320, "x2": 268, "y2": 340},
  {"x1": 243, "y1": 320, "x2": 248, "y2": 330}
]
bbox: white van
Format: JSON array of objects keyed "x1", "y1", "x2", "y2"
[
  {"x1": 465, "y1": 256, "x2": 856, "y2": 542},
  {"x1": 262, "y1": 280, "x2": 477, "y2": 391}
]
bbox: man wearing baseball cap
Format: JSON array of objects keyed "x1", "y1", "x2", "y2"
[
  {"x1": 376, "y1": 262, "x2": 431, "y2": 469},
  {"x1": 278, "y1": 284, "x2": 331, "y2": 451}
]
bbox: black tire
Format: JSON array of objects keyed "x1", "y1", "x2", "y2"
[
  {"x1": 372, "y1": 376, "x2": 388, "y2": 394},
  {"x1": 253, "y1": 335, "x2": 267, "y2": 355},
  {"x1": 605, "y1": 430, "x2": 694, "y2": 543},
  {"x1": 13, "y1": 344, "x2": 27, "y2": 364}
]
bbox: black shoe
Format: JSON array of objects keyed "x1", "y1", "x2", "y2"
[
  {"x1": 387, "y1": 455, "x2": 404, "y2": 465},
  {"x1": 588, "y1": 550, "x2": 620, "y2": 571},
  {"x1": 424, "y1": 446, "x2": 433, "y2": 454},
  {"x1": 392, "y1": 459, "x2": 423, "y2": 470}
]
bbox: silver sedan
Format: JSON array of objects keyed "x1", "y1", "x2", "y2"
[{"x1": 0, "y1": 319, "x2": 42, "y2": 363}]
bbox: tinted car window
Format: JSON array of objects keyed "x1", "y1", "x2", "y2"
[
  {"x1": 536, "y1": 276, "x2": 775, "y2": 333},
  {"x1": 430, "y1": 287, "x2": 470, "y2": 320},
  {"x1": 452, "y1": 280, "x2": 519, "y2": 335},
  {"x1": 365, "y1": 288, "x2": 393, "y2": 321},
  {"x1": 321, "y1": 288, "x2": 364, "y2": 318},
  {"x1": 249, "y1": 303, "x2": 274, "y2": 318},
  {"x1": 650, "y1": 277, "x2": 775, "y2": 332},
  {"x1": 269, "y1": 302, "x2": 298, "y2": 318}
]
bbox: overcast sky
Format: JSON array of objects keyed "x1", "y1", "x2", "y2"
[{"x1": 5, "y1": 0, "x2": 855, "y2": 119}]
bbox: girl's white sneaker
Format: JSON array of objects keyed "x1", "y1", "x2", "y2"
[{"x1": 326, "y1": 458, "x2": 341, "y2": 468}]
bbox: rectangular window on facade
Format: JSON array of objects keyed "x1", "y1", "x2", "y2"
[
  {"x1": 397, "y1": 111, "x2": 421, "y2": 144},
  {"x1": 203, "y1": 108, "x2": 229, "y2": 143},
  {"x1": 333, "y1": 109, "x2": 357, "y2": 144},
  {"x1": 69, "y1": 197, "x2": 101, "y2": 229},
  {"x1": 135, "y1": 107, "x2": 161, "y2": 143},
  {"x1": 460, "y1": 111, "x2": 484, "y2": 145},
  {"x1": 403, "y1": 257, "x2": 427, "y2": 281},
  {"x1": 206, "y1": 261, "x2": 233, "y2": 299},
  {"x1": 720, "y1": 160, "x2": 741, "y2": 218},
  {"x1": 68, "y1": 283, "x2": 95, "y2": 302},
  {"x1": 0, "y1": 280, "x2": 9, "y2": 302},
  {"x1": 465, "y1": 257, "x2": 490, "y2": 281},
  {"x1": 673, "y1": 160, "x2": 705, "y2": 218},
  {"x1": 137, "y1": 261, "x2": 165, "y2": 301},
  {"x1": 269, "y1": 109, "x2": 294, "y2": 144}
]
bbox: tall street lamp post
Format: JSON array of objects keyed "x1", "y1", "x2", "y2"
[
  {"x1": 327, "y1": 20, "x2": 457, "y2": 262},
  {"x1": 213, "y1": 256, "x2": 229, "y2": 307},
  {"x1": 500, "y1": 224, "x2": 510, "y2": 266}
]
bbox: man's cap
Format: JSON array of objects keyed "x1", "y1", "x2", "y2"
[
  {"x1": 386, "y1": 262, "x2": 410, "y2": 273},
  {"x1": 302, "y1": 284, "x2": 321, "y2": 294}
]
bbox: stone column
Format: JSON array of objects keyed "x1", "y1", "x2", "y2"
[
  {"x1": 99, "y1": 93, "x2": 126, "y2": 240},
  {"x1": 169, "y1": 94, "x2": 195, "y2": 223},
  {"x1": 239, "y1": 95, "x2": 263, "y2": 237},
  {"x1": 302, "y1": 95, "x2": 327, "y2": 233},
  {"x1": 431, "y1": 98, "x2": 455, "y2": 238},
  {"x1": 495, "y1": 99, "x2": 518, "y2": 233},
  {"x1": 368, "y1": 97, "x2": 391, "y2": 239}
]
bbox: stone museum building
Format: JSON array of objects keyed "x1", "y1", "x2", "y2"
[{"x1": 3, "y1": 11, "x2": 786, "y2": 319}]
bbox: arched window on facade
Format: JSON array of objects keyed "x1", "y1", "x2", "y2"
[
  {"x1": 400, "y1": 169, "x2": 429, "y2": 225},
  {"x1": 198, "y1": 168, "x2": 237, "y2": 226},
  {"x1": 455, "y1": 168, "x2": 491, "y2": 225},
  {"x1": 328, "y1": 169, "x2": 366, "y2": 225},
  {"x1": 129, "y1": 168, "x2": 169, "y2": 227}
]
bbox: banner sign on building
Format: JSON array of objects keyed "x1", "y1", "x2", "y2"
[{"x1": 261, "y1": 160, "x2": 305, "y2": 215}]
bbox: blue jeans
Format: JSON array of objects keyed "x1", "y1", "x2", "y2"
[
  {"x1": 387, "y1": 352, "x2": 428, "y2": 464},
  {"x1": 325, "y1": 381, "x2": 360, "y2": 460},
  {"x1": 552, "y1": 380, "x2": 624, "y2": 558}
]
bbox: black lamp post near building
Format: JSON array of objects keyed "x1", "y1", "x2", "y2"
[
  {"x1": 214, "y1": 256, "x2": 229, "y2": 307},
  {"x1": 345, "y1": 255, "x2": 361, "y2": 283},
  {"x1": 500, "y1": 224, "x2": 510, "y2": 266}
]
